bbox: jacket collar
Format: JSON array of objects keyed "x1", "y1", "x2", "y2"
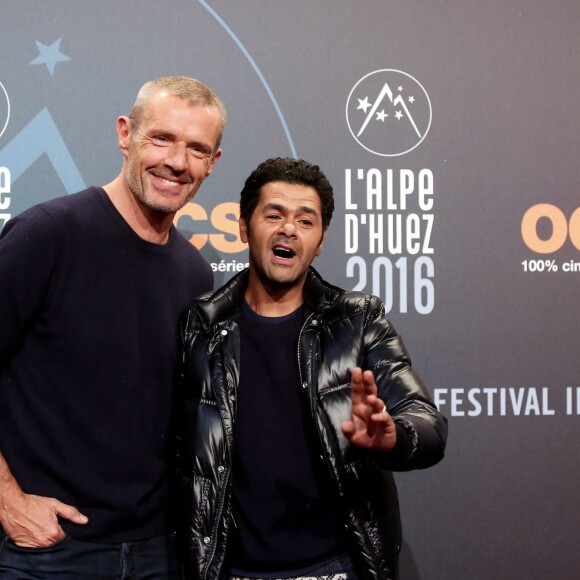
[
  {"x1": 195, "y1": 267, "x2": 343, "y2": 328},
  {"x1": 302, "y1": 267, "x2": 343, "y2": 313}
]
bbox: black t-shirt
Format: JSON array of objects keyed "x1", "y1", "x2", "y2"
[{"x1": 230, "y1": 301, "x2": 345, "y2": 577}]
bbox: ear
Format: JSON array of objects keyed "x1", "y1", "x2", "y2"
[
  {"x1": 315, "y1": 227, "x2": 328, "y2": 257},
  {"x1": 239, "y1": 214, "x2": 249, "y2": 244},
  {"x1": 205, "y1": 148, "x2": 222, "y2": 177},
  {"x1": 117, "y1": 116, "x2": 131, "y2": 157}
]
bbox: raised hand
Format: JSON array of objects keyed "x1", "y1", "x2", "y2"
[{"x1": 341, "y1": 367, "x2": 397, "y2": 452}]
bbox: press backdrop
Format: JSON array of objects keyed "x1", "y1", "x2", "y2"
[{"x1": 1, "y1": 2, "x2": 579, "y2": 578}]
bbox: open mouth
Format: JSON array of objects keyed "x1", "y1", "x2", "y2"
[{"x1": 272, "y1": 246, "x2": 296, "y2": 260}]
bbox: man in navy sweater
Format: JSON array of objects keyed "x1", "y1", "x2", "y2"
[{"x1": 0, "y1": 76, "x2": 225, "y2": 578}]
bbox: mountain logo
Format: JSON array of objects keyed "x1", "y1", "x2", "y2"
[
  {"x1": 0, "y1": 82, "x2": 10, "y2": 141},
  {"x1": 346, "y1": 69, "x2": 432, "y2": 157}
]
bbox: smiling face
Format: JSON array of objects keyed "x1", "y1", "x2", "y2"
[
  {"x1": 119, "y1": 92, "x2": 222, "y2": 215},
  {"x1": 240, "y1": 181, "x2": 326, "y2": 298}
]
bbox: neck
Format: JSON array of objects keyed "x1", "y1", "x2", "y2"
[
  {"x1": 103, "y1": 175, "x2": 174, "y2": 244},
  {"x1": 244, "y1": 273, "x2": 306, "y2": 317}
]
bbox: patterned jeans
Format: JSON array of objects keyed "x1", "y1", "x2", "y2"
[{"x1": 229, "y1": 552, "x2": 359, "y2": 580}]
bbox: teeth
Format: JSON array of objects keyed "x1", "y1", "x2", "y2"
[{"x1": 161, "y1": 177, "x2": 180, "y2": 186}]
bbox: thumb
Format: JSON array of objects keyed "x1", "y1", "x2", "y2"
[
  {"x1": 341, "y1": 420, "x2": 355, "y2": 438},
  {"x1": 53, "y1": 501, "x2": 89, "y2": 525}
]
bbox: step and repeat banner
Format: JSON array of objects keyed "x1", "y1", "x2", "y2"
[{"x1": 1, "y1": 2, "x2": 578, "y2": 578}]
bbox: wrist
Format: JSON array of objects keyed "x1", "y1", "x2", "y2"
[{"x1": 0, "y1": 478, "x2": 25, "y2": 513}]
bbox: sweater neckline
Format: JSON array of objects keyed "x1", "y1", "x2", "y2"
[{"x1": 95, "y1": 187, "x2": 179, "y2": 254}]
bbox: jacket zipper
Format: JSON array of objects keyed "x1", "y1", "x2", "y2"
[
  {"x1": 203, "y1": 326, "x2": 235, "y2": 580},
  {"x1": 297, "y1": 312, "x2": 315, "y2": 389},
  {"x1": 298, "y1": 312, "x2": 362, "y2": 563}
]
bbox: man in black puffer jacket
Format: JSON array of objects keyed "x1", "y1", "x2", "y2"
[{"x1": 176, "y1": 158, "x2": 447, "y2": 580}]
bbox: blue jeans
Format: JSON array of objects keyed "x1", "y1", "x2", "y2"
[{"x1": 0, "y1": 531, "x2": 180, "y2": 579}]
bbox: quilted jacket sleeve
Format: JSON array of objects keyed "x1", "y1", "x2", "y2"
[{"x1": 361, "y1": 295, "x2": 448, "y2": 471}]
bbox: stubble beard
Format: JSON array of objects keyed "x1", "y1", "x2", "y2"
[
  {"x1": 250, "y1": 253, "x2": 308, "y2": 294},
  {"x1": 125, "y1": 160, "x2": 200, "y2": 215}
]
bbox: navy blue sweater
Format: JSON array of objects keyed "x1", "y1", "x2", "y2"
[
  {"x1": 0, "y1": 187, "x2": 212, "y2": 542},
  {"x1": 230, "y1": 302, "x2": 344, "y2": 576}
]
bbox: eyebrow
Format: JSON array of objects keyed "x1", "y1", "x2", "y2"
[{"x1": 263, "y1": 202, "x2": 319, "y2": 217}]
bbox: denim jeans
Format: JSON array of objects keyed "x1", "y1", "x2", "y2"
[{"x1": 0, "y1": 531, "x2": 180, "y2": 579}]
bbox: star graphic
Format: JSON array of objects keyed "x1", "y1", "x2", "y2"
[
  {"x1": 395, "y1": 110, "x2": 404, "y2": 120},
  {"x1": 408, "y1": 96, "x2": 415, "y2": 103},
  {"x1": 376, "y1": 109, "x2": 388, "y2": 122},
  {"x1": 398, "y1": 86, "x2": 403, "y2": 92},
  {"x1": 30, "y1": 38, "x2": 71, "y2": 76},
  {"x1": 357, "y1": 96, "x2": 371, "y2": 113}
]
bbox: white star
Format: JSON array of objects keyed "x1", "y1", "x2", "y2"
[
  {"x1": 408, "y1": 96, "x2": 415, "y2": 103},
  {"x1": 376, "y1": 110, "x2": 388, "y2": 122},
  {"x1": 398, "y1": 86, "x2": 403, "y2": 92},
  {"x1": 30, "y1": 38, "x2": 71, "y2": 76},
  {"x1": 395, "y1": 110, "x2": 404, "y2": 120},
  {"x1": 357, "y1": 96, "x2": 371, "y2": 113}
]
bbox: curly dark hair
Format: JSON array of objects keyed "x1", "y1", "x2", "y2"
[{"x1": 240, "y1": 158, "x2": 335, "y2": 232}]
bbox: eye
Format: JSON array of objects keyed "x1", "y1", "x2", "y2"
[
  {"x1": 189, "y1": 145, "x2": 212, "y2": 159},
  {"x1": 266, "y1": 214, "x2": 281, "y2": 221},
  {"x1": 299, "y1": 219, "x2": 313, "y2": 227},
  {"x1": 152, "y1": 135, "x2": 170, "y2": 144}
]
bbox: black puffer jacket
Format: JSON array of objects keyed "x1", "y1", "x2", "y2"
[{"x1": 176, "y1": 268, "x2": 447, "y2": 579}]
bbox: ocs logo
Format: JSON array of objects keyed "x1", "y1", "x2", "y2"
[
  {"x1": 521, "y1": 204, "x2": 580, "y2": 253},
  {"x1": 346, "y1": 69, "x2": 432, "y2": 157},
  {"x1": 0, "y1": 82, "x2": 10, "y2": 140},
  {"x1": 175, "y1": 202, "x2": 245, "y2": 254}
]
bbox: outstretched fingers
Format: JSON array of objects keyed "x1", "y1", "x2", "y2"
[{"x1": 342, "y1": 367, "x2": 397, "y2": 451}]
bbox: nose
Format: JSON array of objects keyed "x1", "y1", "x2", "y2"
[
  {"x1": 165, "y1": 142, "x2": 187, "y2": 172},
  {"x1": 278, "y1": 220, "x2": 297, "y2": 238}
]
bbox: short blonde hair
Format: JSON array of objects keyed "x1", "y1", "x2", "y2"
[{"x1": 129, "y1": 76, "x2": 227, "y2": 150}]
